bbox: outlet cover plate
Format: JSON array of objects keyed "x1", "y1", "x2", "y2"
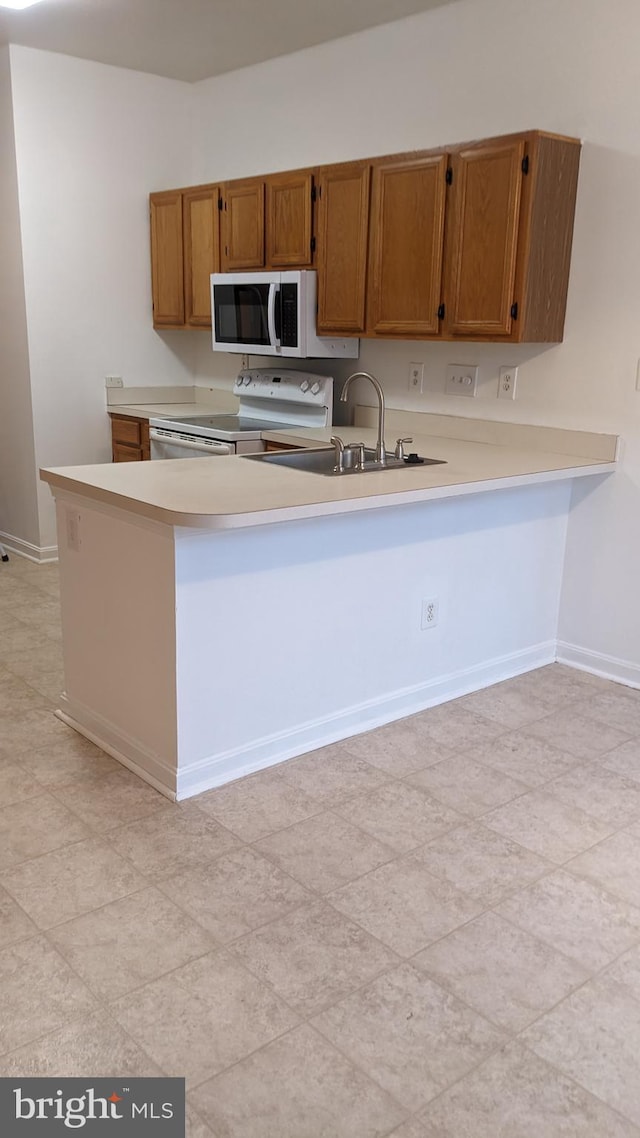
[
  {"x1": 421, "y1": 597, "x2": 439, "y2": 630},
  {"x1": 446, "y1": 364, "x2": 478, "y2": 397},
  {"x1": 498, "y1": 365, "x2": 518, "y2": 400},
  {"x1": 408, "y1": 362, "x2": 424, "y2": 394}
]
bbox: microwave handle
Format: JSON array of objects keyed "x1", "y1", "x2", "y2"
[{"x1": 267, "y1": 283, "x2": 281, "y2": 351}]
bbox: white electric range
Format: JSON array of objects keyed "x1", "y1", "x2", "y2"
[{"x1": 148, "y1": 369, "x2": 333, "y2": 460}]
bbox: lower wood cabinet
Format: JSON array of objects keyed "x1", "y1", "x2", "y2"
[
  {"x1": 263, "y1": 440, "x2": 302, "y2": 452},
  {"x1": 110, "y1": 414, "x2": 150, "y2": 462}
]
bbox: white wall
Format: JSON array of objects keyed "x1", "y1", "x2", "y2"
[
  {"x1": 174, "y1": 484, "x2": 569, "y2": 796},
  {"x1": 8, "y1": 46, "x2": 198, "y2": 549},
  {"x1": 0, "y1": 46, "x2": 40, "y2": 552},
  {"x1": 191, "y1": 0, "x2": 640, "y2": 680}
]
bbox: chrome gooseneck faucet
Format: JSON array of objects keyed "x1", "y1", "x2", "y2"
[{"x1": 340, "y1": 371, "x2": 386, "y2": 465}]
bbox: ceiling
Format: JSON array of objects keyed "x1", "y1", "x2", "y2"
[{"x1": 0, "y1": 0, "x2": 459, "y2": 83}]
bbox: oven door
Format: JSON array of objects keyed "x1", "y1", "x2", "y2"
[{"x1": 149, "y1": 429, "x2": 233, "y2": 460}]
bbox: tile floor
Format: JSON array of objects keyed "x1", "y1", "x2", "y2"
[{"x1": 2, "y1": 554, "x2": 640, "y2": 1135}]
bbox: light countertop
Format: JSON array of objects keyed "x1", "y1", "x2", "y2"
[
  {"x1": 107, "y1": 384, "x2": 239, "y2": 421},
  {"x1": 41, "y1": 417, "x2": 618, "y2": 532},
  {"x1": 109, "y1": 403, "x2": 231, "y2": 420}
]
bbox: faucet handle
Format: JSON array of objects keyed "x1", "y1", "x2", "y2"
[
  {"x1": 394, "y1": 437, "x2": 413, "y2": 461},
  {"x1": 330, "y1": 435, "x2": 345, "y2": 473}
]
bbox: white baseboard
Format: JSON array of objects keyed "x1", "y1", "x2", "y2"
[
  {"x1": 175, "y1": 639, "x2": 557, "y2": 799},
  {"x1": 556, "y1": 641, "x2": 640, "y2": 690},
  {"x1": 55, "y1": 697, "x2": 177, "y2": 800},
  {"x1": 0, "y1": 530, "x2": 58, "y2": 563},
  {"x1": 53, "y1": 640, "x2": 640, "y2": 800}
]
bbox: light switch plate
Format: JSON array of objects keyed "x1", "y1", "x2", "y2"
[{"x1": 445, "y1": 364, "x2": 478, "y2": 397}]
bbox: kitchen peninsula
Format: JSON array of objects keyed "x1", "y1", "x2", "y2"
[{"x1": 41, "y1": 413, "x2": 617, "y2": 800}]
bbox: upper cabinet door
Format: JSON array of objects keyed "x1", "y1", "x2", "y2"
[
  {"x1": 367, "y1": 154, "x2": 448, "y2": 337},
  {"x1": 150, "y1": 190, "x2": 184, "y2": 327},
  {"x1": 444, "y1": 138, "x2": 525, "y2": 337},
  {"x1": 183, "y1": 186, "x2": 220, "y2": 326},
  {"x1": 266, "y1": 171, "x2": 314, "y2": 268},
  {"x1": 221, "y1": 180, "x2": 265, "y2": 270},
  {"x1": 316, "y1": 163, "x2": 371, "y2": 334}
]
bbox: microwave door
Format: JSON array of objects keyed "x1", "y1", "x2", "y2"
[
  {"x1": 212, "y1": 282, "x2": 271, "y2": 352},
  {"x1": 238, "y1": 284, "x2": 268, "y2": 343}
]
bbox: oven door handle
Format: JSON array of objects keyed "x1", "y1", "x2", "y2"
[
  {"x1": 149, "y1": 429, "x2": 232, "y2": 455},
  {"x1": 267, "y1": 282, "x2": 281, "y2": 352}
]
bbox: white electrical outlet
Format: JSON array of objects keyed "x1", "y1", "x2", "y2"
[
  {"x1": 498, "y1": 366, "x2": 518, "y2": 400},
  {"x1": 421, "y1": 597, "x2": 439, "y2": 630},
  {"x1": 105, "y1": 375, "x2": 123, "y2": 389},
  {"x1": 408, "y1": 362, "x2": 424, "y2": 393},
  {"x1": 445, "y1": 364, "x2": 478, "y2": 397}
]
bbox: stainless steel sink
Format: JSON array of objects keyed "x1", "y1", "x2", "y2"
[{"x1": 242, "y1": 447, "x2": 446, "y2": 476}]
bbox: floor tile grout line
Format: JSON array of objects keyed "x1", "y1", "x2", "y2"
[
  {"x1": 479, "y1": 883, "x2": 639, "y2": 975},
  {"x1": 182, "y1": 1016, "x2": 413, "y2": 1120},
  {"x1": 222, "y1": 901, "x2": 405, "y2": 1023},
  {"x1": 504, "y1": 1004, "x2": 640, "y2": 1132},
  {"x1": 505, "y1": 916, "x2": 640, "y2": 1039},
  {"x1": 249, "y1": 809, "x2": 407, "y2": 892},
  {"x1": 0, "y1": 1003, "x2": 161, "y2": 1081},
  {"x1": 0, "y1": 825, "x2": 99, "y2": 879},
  {"x1": 45, "y1": 780, "x2": 170, "y2": 834},
  {"x1": 410, "y1": 1031, "x2": 640, "y2": 1133}
]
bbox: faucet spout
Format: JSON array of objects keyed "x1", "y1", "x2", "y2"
[{"x1": 340, "y1": 372, "x2": 386, "y2": 465}]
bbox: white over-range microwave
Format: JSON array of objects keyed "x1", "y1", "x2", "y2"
[{"x1": 210, "y1": 270, "x2": 359, "y2": 359}]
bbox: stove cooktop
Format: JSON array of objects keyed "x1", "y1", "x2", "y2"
[{"x1": 150, "y1": 412, "x2": 302, "y2": 441}]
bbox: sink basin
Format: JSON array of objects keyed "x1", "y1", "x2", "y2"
[{"x1": 242, "y1": 447, "x2": 446, "y2": 476}]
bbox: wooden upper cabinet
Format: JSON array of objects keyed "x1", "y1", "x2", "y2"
[
  {"x1": 221, "y1": 179, "x2": 265, "y2": 270},
  {"x1": 444, "y1": 138, "x2": 525, "y2": 338},
  {"x1": 183, "y1": 186, "x2": 220, "y2": 326},
  {"x1": 150, "y1": 190, "x2": 184, "y2": 327},
  {"x1": 150, "y1": 131, "x2": 580, "y2": 342},
  {"x1": 513, "y1": 132, "x2": 581, "y2": 343},
  {"x1": 316, "y1": 162, "x2": 371, "y2": 334},
  {"x1": 266, "y1": 171, "x2": 314, "y2": 268},
  {"x1": 367, "y1": 154, "x2": 448, "y2": 337},
  {"x1": 443, "y1": 132, "x2": 581, "y2": 341}
]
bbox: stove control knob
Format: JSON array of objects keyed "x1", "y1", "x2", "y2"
[
  {"x1": 243, "y1": 375, "x2": 252, "y2": 385},
  {"x1": 310, "y1": 382, "x2": 321, "y2": 395},
  {"x1": 300, "y1": 380, "x2": 310, "y2": 392}
]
